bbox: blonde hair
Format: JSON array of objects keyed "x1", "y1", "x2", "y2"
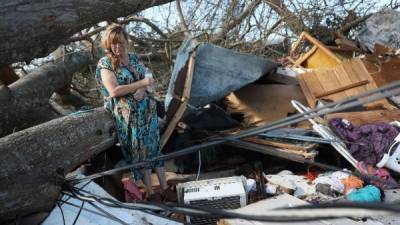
[{"x1": 102, "y1": 23, "x2": 129, "y2": 70}]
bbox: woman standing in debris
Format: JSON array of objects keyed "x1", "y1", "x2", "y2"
[{"x1": 95, "y1": 23, "x2": 174, "y2": 202}]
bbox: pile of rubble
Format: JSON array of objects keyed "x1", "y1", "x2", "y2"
[{"x1": 19, "y1": 10, "x2": 400, "y2": 225}]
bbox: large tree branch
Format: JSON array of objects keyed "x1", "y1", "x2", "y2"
[
  {"x1": 213, "y1": 0, "x2": 262, "y2": 42},
  {"x1": 0, "y1": 108, "x2": 116, "y2": 223},
  {"x1": 175, "y1": 0, "x2": 191, "y2": 37},
  {"x1": 0, "y1": 0, "x2": 174, "y2": 67},
  {"x1": 339, "y1": 13, "x2": 372, "y2": 35},
  {"x1": 68, "y1": 15, "x2": 169, "y2": 45},
  {"x1": 0, "y1": 48, "x2": 100, "y2": 137}
]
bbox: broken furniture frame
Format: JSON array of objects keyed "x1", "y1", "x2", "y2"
[
  {"x1": 296, "y1": 58, "x2": 395, "y2": 109},
  {"x1": 290, "y1": 31, "x2": 342, "y2": 69}
]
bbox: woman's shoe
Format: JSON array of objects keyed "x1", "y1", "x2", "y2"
[
  {"x1": 147, "y1": 192, "x2": 162, "y2": 203},
  {"x1": 162, "y1": 187, "x2": 177, "y2": 202}
]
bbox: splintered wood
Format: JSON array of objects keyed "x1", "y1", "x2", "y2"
[
  {"x1": 297, "y1": 58, "x2": 395, "y2": 109},
  {"x1": 325, "y1": 109, "x2": 400, "y2": 126}
]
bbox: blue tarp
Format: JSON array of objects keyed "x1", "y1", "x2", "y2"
[{"x1": 165, "y1": 38, "x2": 277, "y2": 117}]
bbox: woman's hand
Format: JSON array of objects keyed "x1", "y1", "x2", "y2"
[
  {"x1": 142, "y1": 77, "x2": 155, "y2": 86},
  {"x1": 134, "y1": 87, "x2": 146, "y2": 101}
]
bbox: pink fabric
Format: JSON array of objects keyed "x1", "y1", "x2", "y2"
[
  {"x1": 356, "y1": 161, "x2": 398, "y2": 189},
  {"x1": 122, "y1": 177, "x2": 143, "y2": 202}
]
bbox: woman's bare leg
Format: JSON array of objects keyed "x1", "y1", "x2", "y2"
[
  {"x1": 141, "y1": 169, "x2": 154, "y2": 195},
  {"x1": 155, "y1": 166, "x2": 168, "y2": 190}
]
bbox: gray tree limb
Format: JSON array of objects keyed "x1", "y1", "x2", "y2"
[
  {"x1": 0, "y1": 108, "x2": 116, "y2": 223},
  {"x1": 0, "y1": 0, "x2": 174, "y2": 67},
  {"x1": 213, "y1": 0, "x2": 262, "y2": 42},
  {"x1": 0, "y1": 49, "x2": 97, "y2": 137}
]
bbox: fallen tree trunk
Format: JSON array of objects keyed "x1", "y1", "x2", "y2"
[
  {"x1": 0, "y1": 49, "x2": 95, "y2": 137},
  {"x1": 0, "y1": 0, "x2": 174, "y2": 67},
  {"x1": 0, "y1": 108, "x2": 116, "y2": 223}
]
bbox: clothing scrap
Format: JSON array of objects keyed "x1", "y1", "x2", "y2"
[{"x1": 329, "y1": 118, "x2": 399, "y2": 165}]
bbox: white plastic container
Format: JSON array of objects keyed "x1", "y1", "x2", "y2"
[
  {"x1": 376, "y1": 134, "x2": 400, "y2": 173},
  {"x1": 144, "y1": 67, "x2": 154, "y2": 93}
]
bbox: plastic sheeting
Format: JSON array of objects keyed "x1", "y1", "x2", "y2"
[{"x1": 42, "y1": 179, "x2": 183, "y2": 225}]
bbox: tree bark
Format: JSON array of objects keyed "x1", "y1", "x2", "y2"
[
  {"x1": 0, "y1": 66, "x2": 19, "y2": 85},
  {"x1": 0, "y1": 108, "x2": 116, "y2": 223},
  {"x1": 0, "y1": 49, "x2": 96, "y2": 138},
  {"x1": 0, "y1": 0, "x2": 174, "y2": 67}
]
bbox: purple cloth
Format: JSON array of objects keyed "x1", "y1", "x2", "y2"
[{"x1": 329, "y1": 118, "x2": 399, "y2": 165}]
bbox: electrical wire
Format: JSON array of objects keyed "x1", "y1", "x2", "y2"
[
  {"x1": 87, "y1": 201, "x2": 131, "y2": 225},
  {"x1": 71, "y1": 200, "x2": 84, "y2": 225},
  {"x1": 66, "y1": 184, "x2": 400, "y2": 222},
  {"x1": 59, "y1": 180, "x2": 91, "y2": 206},
  {"x1": 196, "y1": 150, "x2": 201, "y2": 181},
  {"x1": 58, "y1": 199, "x2": 130, "y2": 225},
  {"x1": 67, "y1": 81, "x2": 400, "y2": 184},
  {"x1": 56, "y1": 202, "x2": 66, "y2": 225}
]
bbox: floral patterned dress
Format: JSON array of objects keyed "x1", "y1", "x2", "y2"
[{"x1": 95, "y1": 53, "x2": 163, "y2": 180}]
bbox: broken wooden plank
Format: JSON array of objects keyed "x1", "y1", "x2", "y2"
[
  {"x1": 315, "y1": 80, "x2": 369, "y2": 98},
  {"x1": 227, "y1": 140, "x2": 317, "y2": 163},
  {"x1": 324, "y1": 109, "x2": 400, "y2": 126},
  {"x1": 244, "y1": 136, "x2": 317, "y2": 153},
  {"x1": 161, "y1": 52, "x2": 195, "y2": 149}
]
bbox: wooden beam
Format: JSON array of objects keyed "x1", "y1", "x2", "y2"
[
  {"x1": 315, "y1": 80, "x2": 369, "y2": 98},
  {"x1": 290, "y1": 31, "x2": 342, "y2": 68},
  {"x1": 226, "y1": 139, "x2": 317, "y2": 163},
  {"x1": 294, "y1": 45, "x2": 318, "y2": 67},
  {"x1": 160, "y1": 53, "x2": 195, "y2": 149},
  {"x1": 300, "y1": 32, "x2": 342, "y2": 64}
]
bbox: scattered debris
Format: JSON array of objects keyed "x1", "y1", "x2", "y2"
[
  {"x1": 265, "y1": 173, "x2": 316, "y2": 198},
  {"x1": 7, "y1": 12, "x2": 400, "y2": 224}
]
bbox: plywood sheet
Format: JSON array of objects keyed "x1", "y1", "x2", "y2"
[
  {"x1": 362, "y1": 55, "x2": 400, "y2": 87},
  {"x1": 303, "y1": 47, "x2": 340, "y2": 69},
  {"x1": 226, "y1": 84, "x2": 307, "y2": 125}
]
